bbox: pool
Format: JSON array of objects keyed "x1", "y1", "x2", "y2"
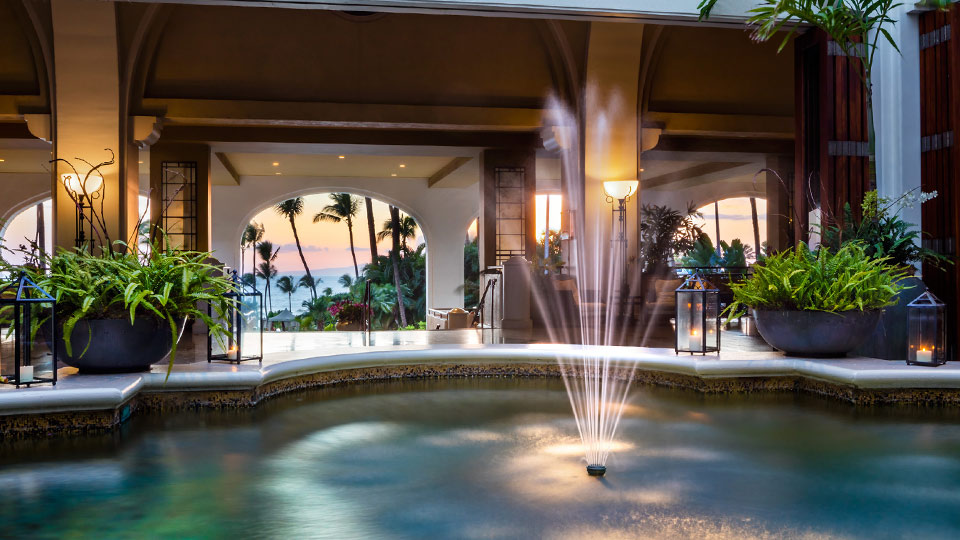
[{"x1": 1, "y1": 377, "x2": 959, "y2": 539}]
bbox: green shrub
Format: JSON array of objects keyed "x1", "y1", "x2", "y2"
[{"x1": 725, "y1": 243, "x2": 907, "y2": 318}]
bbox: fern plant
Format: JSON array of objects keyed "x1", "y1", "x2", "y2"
[
  {"x1": 725, "y1": 243, "x2": 906, "y2": 320},
  {"x1": 679, "y1": 234, "x2": 752, "y2": 269},
  {"x1": 0, "y1": 237, "x2": 237, "y2": 379}
]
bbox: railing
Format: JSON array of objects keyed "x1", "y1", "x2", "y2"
[
  {"x1": 476, "y1": 274, "x2": 498, "y2": 330},
  {"x1": 363, "y1": 279, "x2": 372, "y2": 346}
]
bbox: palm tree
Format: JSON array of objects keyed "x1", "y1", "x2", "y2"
[
  {"x1": 314, "y1": 193, "x2": 361, "y2": 278},
  {"x1": 388, "y1": 205, "x2": 408, "y2": 327},
  {"x1": 338, "y1": 274, "x2": 354, "y2": 289},
  {"x1": 365, "y1": 197, "x2": 378, "y2": 260},
  {"x1": 256, "y1": 240, "x2": 280, "y2": 312},
  {"x1": 298, "y1": 274, "x2": 320, "y2": 294},
  {"x1": 241, "y1": 222, "x2": 264, "y2": 277},
  {"x1": 241, "y1": 272, "x2": 257, "y2": 289},
  {"x1": 276, "y1": 276, "x2": 296, "y2": 311},
  {"x1": 377, "y1": 214, "x2": 418, "y2": 252},
  {"x1": 322, "y1": 287, "x2": 333, "y2": 296},
  {"x1": 274, "y1": 198, "x2": 317, "y2": 300}
]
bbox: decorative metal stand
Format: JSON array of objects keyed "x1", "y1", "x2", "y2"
[
  {"x1": 0, "y1": 273, "x2": 57, "y2": 388},
  {"x1": 207, "y1": 271, "x2": 263, "y2": 364}
]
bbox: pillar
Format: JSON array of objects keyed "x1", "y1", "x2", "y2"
[
  {"x1": 582, "y1": 22, "x2": 645, "y2": 298},
  {"x1": 51, "y1": 0, "x2": 138, "y2": 250}
]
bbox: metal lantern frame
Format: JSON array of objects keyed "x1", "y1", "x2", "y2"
[
  {"x1": 906, "y1": 291, "x2": 947, "y2": 367},
  {"x1": 0, "y1": 272, "x2": 57, "y2": 388},
  {"x1": 674, "y1": 274, "x2": 721, "y2": 355},
  {"x1": 207, "y1": 271, "x2": 263, "y2": 365}
]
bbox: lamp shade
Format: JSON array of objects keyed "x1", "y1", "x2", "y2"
[
  {"x1": 61, "y1": 173, "x2": 103, "y2": 196},
  {"x1": 603, "y1": 180, "x2": 639, "y2": 200}
]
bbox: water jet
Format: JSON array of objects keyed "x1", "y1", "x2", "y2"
[{"x1": 586, "y1": 464, "x2": 606, "y2": 477}]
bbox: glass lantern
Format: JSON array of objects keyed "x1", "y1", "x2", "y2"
[
  {"x1": 675, "y1": 274, "x2": 720, "y2": 355},
  {"x1": 906, "y1": 291, "x2": 946, "y2": 367},
  {"x1": 208, "y1": 271, "x2": 263, "y2": 364},
  {"x1": 0, "y1": 272, "x2": 57, "y2": 388}
]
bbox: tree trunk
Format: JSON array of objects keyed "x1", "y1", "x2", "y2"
[
  {"x1": 750, "y1": 197, "x2": 761, "y2": 259},
  {"x1": 348, "y1": 216, "x2": 359, "y2": 278},
  {"x1": 36, "y1": 202, "x2": 46, "y2": 270},
  {"x1": 365, "y1": 197, "x2": 378, "y2": 260},
  {"x1": 289, "y1": 217, "x2": 317, "y2": 300},
  {"x1": 389, "y1": 205, "x2": 408, "y2": 327},
  {"x1": 714, "y1": 201, "x2": 722, "y2": 257}
]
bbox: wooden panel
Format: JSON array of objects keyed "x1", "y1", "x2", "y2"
[{"x1": 919, "y1": 7, "x2": 960, "y2": 355}]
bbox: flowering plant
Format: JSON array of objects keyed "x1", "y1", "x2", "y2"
[{"x1": 328, "y1": 300, "x2": 370, "y2": 325}]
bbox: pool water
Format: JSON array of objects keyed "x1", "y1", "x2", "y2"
[{"x1": 1, "y1": 378, "x2": 959, "y2": 539}]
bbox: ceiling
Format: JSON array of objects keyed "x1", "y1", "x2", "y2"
[{"x1": 223, "y1": 152, "x2": 455, "y2": 179}]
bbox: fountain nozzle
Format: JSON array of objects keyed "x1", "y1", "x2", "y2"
[{"x1": 586, "y1": 465, "x2": 606, "y2": 477}]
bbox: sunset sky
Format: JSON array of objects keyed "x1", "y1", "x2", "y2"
[{"x1": 246, "y1": 194, "x2": 427, "y2": 273}]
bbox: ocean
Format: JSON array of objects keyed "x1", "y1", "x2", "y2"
[{"x1": 251, "y1": 271, "x2": 353, "y2": 314}]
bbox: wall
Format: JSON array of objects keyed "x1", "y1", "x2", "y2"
[{"x1": 211, "y1": 176, "x2": 478, "y2": 311}]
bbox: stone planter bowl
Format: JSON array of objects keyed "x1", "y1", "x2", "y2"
[
  {"x1": 752, "y1": 309, "x2": 882, "y2": 357},
  {"x1": 54, "y1": 318, "x2": 175, "y2": 373}
]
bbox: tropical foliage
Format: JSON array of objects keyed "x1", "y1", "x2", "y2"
[
  {"x1": 533, "y1": 230, "x2": 565, "y2": 274},
  {"x1": 725, "y1": 243, "x2": 906, "y2": 319},
  {"x1": 0, "y1": 238, "x2": 236, "y2": 378},
  {"x1": 640, "y1": 203, "x2": 703, "y2": 273},
  {"x1": 314, "y1": 193, "x2": 361, "y2": 278},
  {"x1": 679, "y1": 235, "x2": 751, "y2": 269},
  {"x1": 328, "y1": 300, "x2": 370, "y2": 325},
  {"x1": 275, "y1": 198, "x2": 317, "y2": 299},
  {"x1": 463, "y1": 237, "x2": 480, "y2": 308},
  {"x1": 820, "y1": 189, "x2": 948, "y2": 269}
]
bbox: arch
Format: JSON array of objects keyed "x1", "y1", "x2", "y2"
[
  {"x1": 0, "y1": 192, "x2": 50, "y2": 227},
  {"x1": 688, "y1": 190, "x2": 767, "y2": 213},
  {"x1": 231, "y1": 185, "x2": 435, "y2": 267}
]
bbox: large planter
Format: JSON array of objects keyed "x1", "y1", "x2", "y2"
[
  {"x1": 54, "y1": 318, "x2": 174, "y2": 373},
  {"x1": 753, "y1": 309, "x2": 882, "y2": 357},
  {"x1": 335, "y1": 321, "x2": 363, "y2": 331}
]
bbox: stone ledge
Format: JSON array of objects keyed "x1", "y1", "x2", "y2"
[{"x1": 1, "y1": 345, "x2": 959, "y2": 439}]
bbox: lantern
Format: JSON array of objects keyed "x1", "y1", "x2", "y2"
[
  {"x1": 906, "y1": 291, "x2": 946, "y2": 367},
  {"x1": 0, "y1": 272, "x2": 57, "y2": 388},
  {"x1": 207, "y1": 270, "x2": 263, "y2": 364},
  {"x1": 675, "y1": 274, "x2": 720, "y2": 355}
]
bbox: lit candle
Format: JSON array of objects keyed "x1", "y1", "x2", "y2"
[
  {"x1": 690, "y1": 329, "x2": 702, "y2": 352},
  {"x1": 20, "y1": 365, "x2": 33, "y2": 383},
  {"x1": 916, "y1": 347, "x2": 933, "y2": 364},
  {"x1": 225, "y1": 347, "x2": 238, "y2": 361}
]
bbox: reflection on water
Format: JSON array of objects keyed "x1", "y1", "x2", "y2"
[{"x1": 1, "y1": 379, "x2": 959, "y2": 539}]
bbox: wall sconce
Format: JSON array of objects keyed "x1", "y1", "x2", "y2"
[
  {"x1": 61, "y1": 173, "x2": 104, "y2": 251},
  {"x1": 907, "y1": 291, "x2": 946, "y2": 367},
  {"x1": 603, "y1": 180, "x2": 639, "y2": 203},
  {"x1": 675, "y1": 274, "x2": 720, "y2": 355}
]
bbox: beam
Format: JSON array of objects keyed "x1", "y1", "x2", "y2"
[
  {"x1": 428, "y1": 156, "x2": 472, "y2": 187},
  {"x1": 643, "y1": 161, "x2": 749, "y2": 190},
  {"x1": 214, "y1": 151, "x2": 240, "y2": 185},
  {"x1": 142, "y1": 98, "x2": 546, "y2": 132},
  {"x1": 161, "y1": 125, "x2": 544, "y2": 149},
  {"x1": 648, "y1": 135, "x2": 795, "y2": 155}
]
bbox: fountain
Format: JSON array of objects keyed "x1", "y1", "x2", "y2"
[{"x1": 533, "y1": 94, "x2": 641, "y2": 477}]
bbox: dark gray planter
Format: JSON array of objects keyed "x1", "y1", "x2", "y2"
[
  {"x1": 55, "y1": 318, "x2": 174, "y2": 373},
  {"x1": 853, "y1": 277, "x2": 926, "y2": 360},
  {"x1": 752, "y1": 309, "x2": 882, "y2": 357}
]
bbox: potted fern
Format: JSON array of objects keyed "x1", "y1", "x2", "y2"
[
  {"x1": 0, "y1": 239, "x2": 236, "y2": 375},
  {"x1": 725, "y1": 243, "x2": 906, "y2": 356}
]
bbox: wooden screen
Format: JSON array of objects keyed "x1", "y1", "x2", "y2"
[
  {"x1": 794, "y1": 30, "x2": 870, "y2": 237},
  {"x1": 919, "y1": 7, "x2": 960, "y2": 354}
]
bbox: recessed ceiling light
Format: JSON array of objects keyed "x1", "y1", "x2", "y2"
[
  {"x1": 399, "y1": 164, "x2": 406, "y2": 168},
  {"x1": 0, "y1": 159, "x2": 5, "y2": 162},
  {"x1": 138, "y1": 160, "x2": 143, "y2": 164},
  {"x1": 275, "y1": 172, "x2": 282, "y2": 175},
  {"x1": 272, "y1": 162, "x2": 280, "y2": 167},
  {"x1": 391, "y1": 173, "x2": 397, "y2": 177},
  {"x1": 338, "y1": 155, "x2": 345, "y2": 159}
]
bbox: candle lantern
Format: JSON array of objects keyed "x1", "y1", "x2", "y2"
[
  {"x1": 675, "y1": 274, "x2": 720, "y2": 355},
  {"x1": 906, "y1": 291, "x2": 946, "y2": 367},
  {"x1": 0, "y1": 272, "x2": 57, "y2": 388},
  {"x1": 208, "y1": 270, "x2": 263, "y2": 364}
]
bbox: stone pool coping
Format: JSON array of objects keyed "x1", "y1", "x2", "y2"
[{"x1": 2, "y1": 344, "x2": 959, "y2": 437}]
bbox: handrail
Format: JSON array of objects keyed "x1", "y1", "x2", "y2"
[
  {"x1": 476, "y1": 277, "x2": 497, "y2": 329},
  {"x1": 363, "y1": 279, "x2": 372, "y2": 346}
]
